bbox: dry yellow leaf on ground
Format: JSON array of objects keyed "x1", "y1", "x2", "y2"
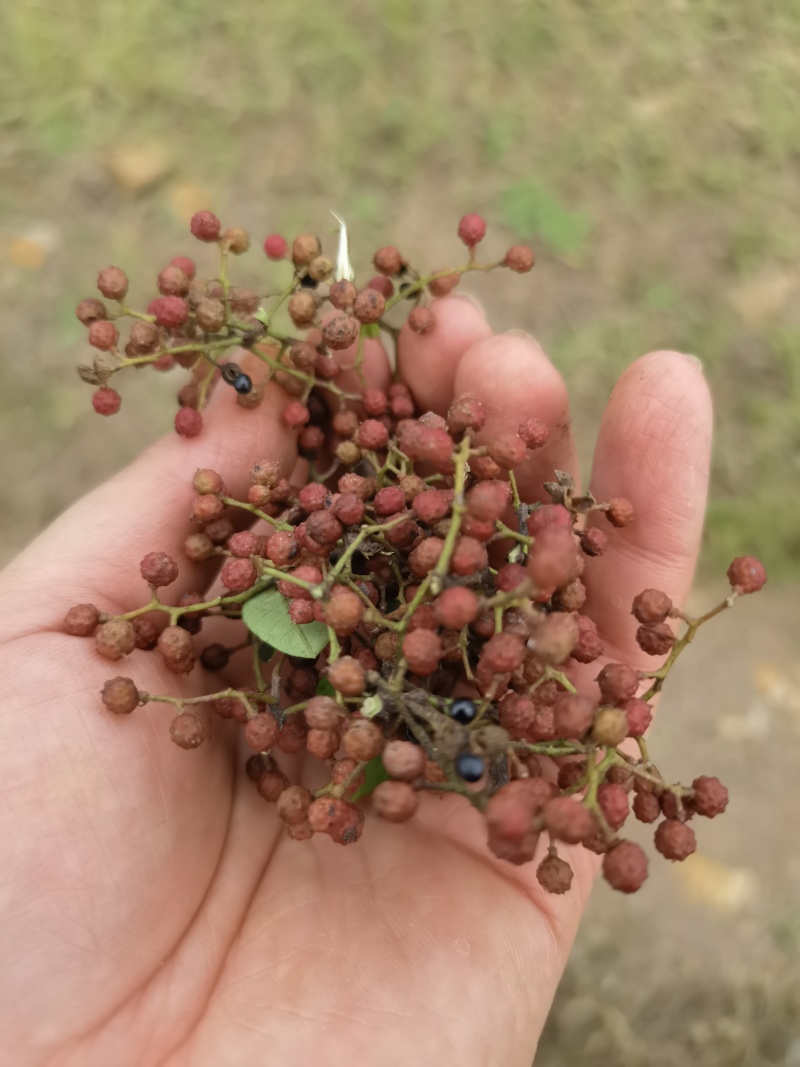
[
  {"x1": 105, "y1": 144, "x2": 173, "y2": 193},
  {"x1": 8, "y1": 236, "x2": 47, "y2": 269},
  {"x1": 674, "y1": 852, "x2": 757, "y2": 913}
]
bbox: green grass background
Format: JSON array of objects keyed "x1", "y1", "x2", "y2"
[{"x1": 1, "y1": 0, "x2": 798, "y2": 575}]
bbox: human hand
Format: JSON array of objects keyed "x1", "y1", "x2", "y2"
[{"x1": 0, "y1": 296, "x2": 710, "y2": 1067}]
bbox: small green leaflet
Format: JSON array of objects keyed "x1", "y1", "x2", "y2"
[
  {"x1": 242, "y1": 587, "x2": 329, "y2": 659},
  {"x1": 315, "y1": 677, "x2": 336, "y2": 697},
  {"x1": 352, "y1": 755, "x2": 390, "y2": 800},
  {"x1": 361, "y1": 323, "x2": 380, "y2": 339},
  {"x1": 360, "y1": 694, "x2": 382, "y2": 719}
]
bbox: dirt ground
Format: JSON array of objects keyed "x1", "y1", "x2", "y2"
[
  {"x1": 2, "y1": 70, "x2": 799, "y2": 1060},
  {"x1": 539, "y1": 579, "x2": 800, "y2": 1066}
]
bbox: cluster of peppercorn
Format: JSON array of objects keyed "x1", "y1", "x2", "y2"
[
  {"x1": 64, "y1": 212, "x2": 767, "y2": 893},
  {"x1": 75, "y1": 208, "x2": 533, "y2": 437}
]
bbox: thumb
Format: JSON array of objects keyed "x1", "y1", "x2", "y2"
[{"x1": 0, "y1": 363, "x2": 299, "y2": 638}]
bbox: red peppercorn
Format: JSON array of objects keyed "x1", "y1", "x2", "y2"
[
  {"x1": 553, "y1": 693, "x2": 595, "y2": 739},
  {"x1": 727, "y1": 556, "x2": 767, "y2": 594},
  {"x1": 602, "y1": 841, "x2": 648, "y2": 893},
  {"x1": 451, "y1": 536, "x2": 488, "y2": 577},
  {"x1": 536, "y1": 853, "x2": 574, "y2": 895},
  {"x1": 407, "y1": 307, "x2": 434, "y2": 334},
  {"x1": 605, "y1": 497, "x2": 634, "y2": 527},
  {"x1": 691, "y1": 776, "x2": 729, "y2": 818},
  {"x1": 220, "y1": 558, "x2": 257, "y2": 593},
  {"x1": 88, "y1": 320, "x2": 119, "y2": 351},
  {"x1": 402, "y1": 629, "x2": 443, "y2": 677},
  {"x1": 101, "y1": 676, "x2": 140, "y2": 715},
  {"x1": 518, "y1": 417, "x2": 549, "y2": 450},
  {"x1": 373, "y1": 780, "x2": 419, "y2": 823},
  {"x1": 353, "y1": 288, "x2": 385, "y2": 324},
  {"x1": 140, "y1": 551, "x2": 179, "y2": 587},
  {"x1": 244, "y1": 713, "x2": 281, "y2": 752},
  {"x1": 327, "y1": 656, "x2": 365, "y2": 697},
  {"x1": 64, "y1": 603, "x2": 101, "y2": 636},
  {"x1": 544, "y1": 797, "x2": 593, "y2": 844},
  {"x1": 171, "y1": 713, "x2": 206, "y2": 749},
  {"x1": 92, "y1": 387, "x2": 121, "y2": 416},
  {"x1": 357, "y1": 419, "x2": 389, "y2": 450},
  {"x1": 636, "y1": 621, "x2": 676, "y2": 656},
  {"x1": 457, "y1": 212, "x2": 487, "y2": 247},
  {"x1": 434, "y1": 587, "x2": 479, "y2": 630},
  {"x1": 503, "y1": 245, "x2": 535, "y2": 273},
  {"x1": 97, "y1": 266, "x2": 128, "y2": 300},
  {"x1": 283, "y1": 401, "x2": 310, "y2": 430},
  {"x1": 148, "y1": 295, "x2": 189, "y2": 329},
  {"x1": 264, "y1": 234, "x2": 288, "y2": 259},
  {"x1": 623, "y1": 697, "x2": 652, "y2": 737},
  {"x1": 632, "y1": 588, "x2": 673, "y2": 624},
  {"x1": 654, "y1": 819, "x2": 697, "y2": 861},
  {"x1": 597, "y1": 663, "x2": 640, "y2": 704},
  {"x1": 175, "y1": 407, "x2": 203, "y2": 437},
  {"x1": 323, "y1": 314, "x2": 360, "y2": 351},
  {"x1": 191, "y1": 211, "x2": 222, "y2": 241}
]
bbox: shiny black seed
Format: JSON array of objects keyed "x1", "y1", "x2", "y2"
[
  {"x1": 456, "y1": 752, "x2": 485, "y2": 782},
  {"x1": 450, "y1": 698, "x2": 477, "y2": 725},
  {"x1": 233, "y1": 373, "x2": 253, "y2": 394}
]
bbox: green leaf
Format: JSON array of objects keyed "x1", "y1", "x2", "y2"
[
  {"x1": 352, "y1": 755, "x2": 390, "y2": 800},
  {"x1": 315, "y1": 677, "x2": 336, "y2": 697},
  {"x1": 242, "y1": 587, "x2": 329, "y2": 659},
  {"x1": 500, "y1": 179, "x2": 591, "y2": 260},
  {"x1": 361, "y1": 322, "x2": 380, "y2": 339}
]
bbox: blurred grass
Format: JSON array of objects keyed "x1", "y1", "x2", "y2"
[{"x1": 1, "y1": 0, "x2": 799, "y2": 574}]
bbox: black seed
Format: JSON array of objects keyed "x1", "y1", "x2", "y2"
[
  {"x1": 450, "y1": 698, "x2": 477, "y2": 725},
  {"x1": 456, "y1": 752, "x2": 485, "y2": 783}
]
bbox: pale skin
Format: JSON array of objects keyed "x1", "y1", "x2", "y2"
[{"x1": 0, "y1": 295, "x2": 712, "y2": 1066}]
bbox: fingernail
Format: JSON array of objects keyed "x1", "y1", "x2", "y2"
[
  {"x1": 504, "y1": 328, "x2": 545, "y2": 352},
  {"x1": 680, "y1": 351, "x2": 704, "y2": 372},
  {"x1": 446, "y1": 290, "x2": 485, "y2": 315}
]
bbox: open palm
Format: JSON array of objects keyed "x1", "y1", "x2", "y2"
[{"x1": 0, "y1": 297, "x2": 711, "y2": 1067}]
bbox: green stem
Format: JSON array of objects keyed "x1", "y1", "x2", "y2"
[
  {"x1": 220, "y1": 495, "x2": 293, "y2": 532},
  {"x1": 642, "y1": 595, "x2": 735, "y2": 701},
  {"x1": 384, "y1": 261, "x2": 500, "y2": 313},
  {"x1": 508, "y1": 470, "x2": 521, "y2": 510},
  {"x1": 494, "y1": 520, "x2": 534, "y2": 546},
  {"x1": 141, "y1": 686, "x2": 275, "y2": 710}
]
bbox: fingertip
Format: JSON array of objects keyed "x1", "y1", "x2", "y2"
[
  {"x1": 593, "y1": 349, "x2": 712, "y2": 491},
  {"x1": 455, "y1": 332, "x2": 577, "y2": 503},
  {"x1": 613, "y1": 348, "x2": 709, "y2": 409}
]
